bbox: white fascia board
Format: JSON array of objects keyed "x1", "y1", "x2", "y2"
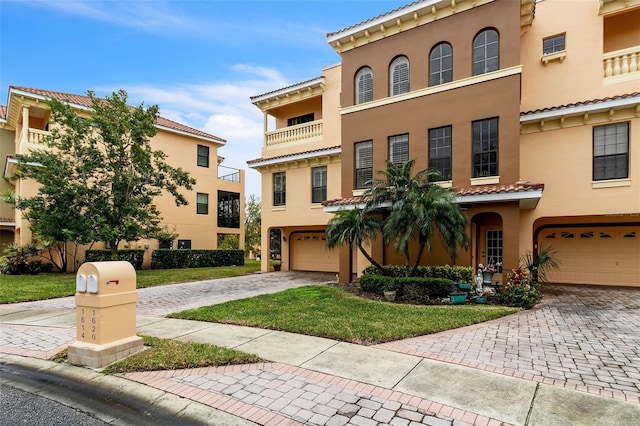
[
  {"x1": 3, "y1": 157, "x2": 18, "y2": 179},
  {"x1": 251, "y1": 77, "x2": 325, "y2": 104},
  {"x1": 154, "y1": 125, "x2": 226, "y2": 145},
  {"x1": 323, "y1": 200, "x2": 391, "y2": 213},
  {"x1": 0, "y1": 221, "x2": 16, "y2": 226},
  {"x1": 248, "y1": 147, "x2": 341, "y2": 169},
  {"x1": 520, "y1": 95, "x2": 640, "y2": 123},
  {"x1": 327, "y1": 0, "x2": 441, "y2": 43},
  {"x1": 455, "y1": 189, "x2": 543, "y2": 204}
]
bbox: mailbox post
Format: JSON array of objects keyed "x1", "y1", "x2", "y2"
[{"x1": 68, "y1": 261, "x2": 143, "y2": 368}]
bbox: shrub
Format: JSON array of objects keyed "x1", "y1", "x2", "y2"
[
  {"x1": 396, "y1": 277, "x2": 454, "y2": 300},
  {"x1": 498, "y1": 268, "x2": 542, "y2": 309},
  {"x1": 362, "y1": 265, "x2": 473, "y2": 282},
  {"x1": 358, "y1": 274, "x2": 388, "y2": 294},
  {"x1": 0, "y1": 242, "x2": 52, "y2": 275},
  {"x1": 151, "y1": 249, "x2": 245, "y2": 269},
  {"x1": 85, "y1": 250, "x2": 145, "y2": 270}
]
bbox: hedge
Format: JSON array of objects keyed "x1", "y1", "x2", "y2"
[
  {"x1": 362, "y1": 264, "x2": 473, "y2": 283},
  {"x1": 359, "y1": 274, "x2": 389, "y2": 294},
  {"x1": 151, "y1": 249, "x2": 245, "y2": 269},
  {"x1": 359, "y1": 274, "x2": 455, "y2": 301},
  {"x1": 85, "y1": 250, "x2": 145, "y2": 270}
]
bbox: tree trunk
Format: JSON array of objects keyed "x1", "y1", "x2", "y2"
[
  {"x1": 358, "y1": 243, "x2": 382, "y2": 269},
  {"x1": 411, "y1": 241, "x2": 427, "y2": 277}
]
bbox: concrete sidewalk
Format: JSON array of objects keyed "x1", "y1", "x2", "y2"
[{"x1": 2, "y1": 307, "x2": 639, "y2": 426}]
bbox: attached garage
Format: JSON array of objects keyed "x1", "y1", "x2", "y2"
[
  {"x1": 539, "y1": 226, "x2": 640, "y2": 286},
  {"x1": 290, "y1": 231, "x2": 339, "y2": 273}
]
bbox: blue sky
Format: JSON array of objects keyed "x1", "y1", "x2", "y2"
[{"x1": 1, "y1": 0, "x2": 407, "y2": 197}]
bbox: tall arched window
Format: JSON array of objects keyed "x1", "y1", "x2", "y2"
[
  {"x1": 429, "y1": 42, "x2": 453, "y2": 86},
  {"x1": 473, "y1": 28, "x2": 499, "y2": 75},
  {"x1": 389, "y1": 56, "x2": 409, "y2": 96},
  {"x1": 355, "y1": 67, "x2": 373, "y2": 104}
]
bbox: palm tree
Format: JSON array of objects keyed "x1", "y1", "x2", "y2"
[
  {"x1": 521, "y1": 246, "x2": 560, "y2": 283},
  {"x1": 325, "y1": 208, "x2": 383, "y2": 269},
  {"x1": 364, "y1": 160, "x2": 469, "y2": 275}
]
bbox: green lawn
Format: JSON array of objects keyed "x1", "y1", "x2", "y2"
[
  {"x1": 0, "y1": 259, "x2": 261, "y2": 304},
  {"x1": 170, "y1": 285, "x2": 520, "y2": 345}
]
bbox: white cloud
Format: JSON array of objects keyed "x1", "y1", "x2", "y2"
[{"x1": 101, "y1": 65, "x2": 290, "y2": 198}]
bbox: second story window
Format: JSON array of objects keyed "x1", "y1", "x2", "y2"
[
  {"x1": 472, "y1": 118, "x2": 499, "y2": 178},
  {"x1": 429, "y1": 126, "x2": 452, "y2": 181},
  {"x1": 473, "y1": 28, "x2": 499, "y2": 75},
  {"x1": 390, "y1": 56, "x2": 410, "y2": 96},
  {"x1": 273, "y1": 172, "x2": 286, "y2": 206},
  {"x1": 288, "y1": 113, "x2": 314, "y2": 127},
  {"x1": 543, "y1": 34, "x2": 565, "y2": 55},
  {"x1": 593, "y1": 122, "x2": 629, "y2": 181},
  {"x1": 430, "y1": 42, "x2": 453, "y2": 86},
  {"x1": 355, "y1": 140, "x2": 373, "y2": 189},
  {"x1": 197, "y1": 193, "x2": 209, "y2": 215},
  {"x1": 311, "y1": 166, "x2": 327, "y2": 203},
  {"x1": 355, "y1": 67, "x2": 373, "y2": 104},
  {"x1": 197, "y1": 144, "x2": 209, "y2": 168},
  {"x1": 217, "y1": 191, "x2": 240, "y2": 228},
  {"x1": 388, "y1": 134, "x2": 409, "y2": 165}
]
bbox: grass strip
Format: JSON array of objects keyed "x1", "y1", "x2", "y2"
[{"x1": 170, "y1": 285, "x2": 520, "y2": 345}]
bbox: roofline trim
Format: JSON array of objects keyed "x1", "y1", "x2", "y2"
[
  {"x1": 250, "y1": 77, "x2": 325, "y2": 104},
  {"x1": 248, "y1": 147, "x2": 341, "y2": 169},
  {"x1": 455, "y1": 188, "x2": 543, "y2": 204},
  {"x1": 520, "y1": 94, "x2": 640, "y2": 122}
]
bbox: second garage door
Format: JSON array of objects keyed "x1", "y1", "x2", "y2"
[
  {"x1": 539, "y1": 226, "x2": 640, "y2": 286},
  {"x1": 290, "y1": 232, "x2": 339, "y2": 273}
]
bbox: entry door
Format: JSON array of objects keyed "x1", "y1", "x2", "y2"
[{"x1": 483, "y1": 229, "x2": 503, "y2": 272}]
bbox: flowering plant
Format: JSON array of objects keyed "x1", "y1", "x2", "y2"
[
  {"x1": 498, "y1": 267, "x2": 542, "y2": 309},
  {"x1": 478, "y1": 262, "x2": 501, "y2": 274}
]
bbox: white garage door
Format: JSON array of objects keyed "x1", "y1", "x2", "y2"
[
  {"x1": 539, "y1": 226, "x2": 640, "y2": 286},
  {"x1": 290, "y1": 232, "x2": 339, "y2": 273}
]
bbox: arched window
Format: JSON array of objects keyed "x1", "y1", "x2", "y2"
[
  {"x1": 355, "y1": 67, "x2": 373, "y2": 104},
  {"x1": 429, "y1": 42, "x2": 453, "y2": 86},
  {"x1": 389, "y1": 56, "x2": 409, "y2": 96},
  {"x1": 473, "y1": 28, "x2": 499, "y2": 75}
]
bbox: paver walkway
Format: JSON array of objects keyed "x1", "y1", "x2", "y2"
[{"x1": 377, "y1": 285, "x2": 640, "y2": 403}]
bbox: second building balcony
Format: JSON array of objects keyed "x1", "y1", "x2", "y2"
[{"x1": 265, "y1": 120, "x2": 323, "y2": 150}]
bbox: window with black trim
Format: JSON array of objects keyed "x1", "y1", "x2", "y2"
[
  {"x1": 355, "y1": 141, "x2": 373, "y2": 189},
  {"x1": 177, "y1": 239, "x2": 191, "y2": 249},
  {"x1": 390, "y1": 56, "x2": 410, "y2": 96},
  {"x1": 473, "y1": 28, "x2": 499, "y2": 75},
  {"x1": 197, "y1": 144, "x2": 209, "y2": 168},
  {"x1": 355, "y1": 67, "x2": 373, "y2": 104},
  {"x1": 430, "y1": 42, "x2": 453, "y2": 86},
  {"x1": 543, "y1": 34, "x2": 565, "y2": 55},
  {"x1": 472, "y1": 118, "x2": 498, "y2": 178},
  {"x1": 273, "y1": 172, "x2": 286, "y2": 206},
  {"x1": 217, "y1": 191, "x2": 240, "y2": 228},
  {"x1": 593, "y1": 122, "x2": 629, "y2": 181},
  {"x1": 288, "y1": 113, "x2": 314, "y2": 127},
  {"x1": 311, "y1": 166, "x2": 327, "y2": 204},
  {"x1": 429, "y1": 126, "x2": 452, "y2": 181},
  {"x1": 388, "y1": 134, "x2": 409, "y2": 165},
  {"x1": 197, "y1": 193, "x2": 209, "y2": 215}
]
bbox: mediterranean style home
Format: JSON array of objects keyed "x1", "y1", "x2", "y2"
[
  {"x1": 1, "y1": 86, "x2": 245, "y2": 270},
  {"x1": 249, "y1": 0, "x2": 639, "y2": 287}
]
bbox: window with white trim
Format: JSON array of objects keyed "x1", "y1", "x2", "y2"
[
  {"x1": 273, "y1": 172, "x2": 286, "y2": 206},
  {"x1": 543, "y1": 34, "x2": 565, "y2": 55},
  {"x1": 355, "y1": 67, "x2": 373, "y2": 104},
  {"x1": 430, "y1": 42, "x2": 453, "y2": 86},
  {"x1": 593, "y1": 122, "x2": 629, "y2": 181},
  {"x1": 388, "y1": 134, "x2": 409, "y2": 165},
  {"x1": 429, "y1": 126, "x2": 452, "y2": 181},
  {"x1": 473, "y1": 28, "x2": 499, "y2": 75},
  {"x1": 486, "y1": 230, "x2": 503, "y2": 273},
  {"x1": 355, "y1": 141, "x2": 373, "y2": 189},
  {"x1": 390, "y1": 56, "x2": 410, "y2": 96},
  {"x1": 311, "y1": 166, "x2": 327, "y2": 203},
  {"x1": 472, "y1": 118, "x2": 499, "y2": 178},
  {"x1": 197, "y1": 193, "x2": 209, "y2": 215}
]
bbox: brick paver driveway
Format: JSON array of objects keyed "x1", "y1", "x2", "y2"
[{"x1": 377, "y1": 284, "x2": 640, "y2": 403}]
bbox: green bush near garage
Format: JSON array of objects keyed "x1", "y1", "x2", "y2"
[{"x1": 151, "y1": 249, "x2": 245, "y2": 269}]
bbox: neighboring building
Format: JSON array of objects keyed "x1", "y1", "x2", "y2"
[
  {"x1": 1, "y1": 86, "x2": 245, "y2": 270},
  {"x1": 248, "y1": 65, "x2": 342, "y2": 273},
  {"x1": 251, "y1": 0, "x2": 639, "y2": 287}
]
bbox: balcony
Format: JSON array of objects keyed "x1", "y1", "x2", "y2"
[
  {"x1": 265, "y1": 120, "x2": 323, "y2": 149},
  {"x1": 603, "y1": 46, "x2": 640, "y2": 81},
  {"x1": 17, "y1": 128, "x2": 49, "y2": 154}
]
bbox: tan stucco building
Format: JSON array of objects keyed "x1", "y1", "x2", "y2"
[
  {"x1": 252, "y1": 0, "x2": 639, "y2": 287},
  {"x1": 1, "y1": 86, "x2": 245, "y2": 270}
]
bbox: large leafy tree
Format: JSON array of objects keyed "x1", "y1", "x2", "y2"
[
  {"x1": 326, "y1": 208, "x2": 383, "y2": 269},
  {"x1": 10, "y1": 90, "x2": 195, "y2": 266},
  {"x1": 244, "y1": 194, "x2": 261, "y2": 256}
]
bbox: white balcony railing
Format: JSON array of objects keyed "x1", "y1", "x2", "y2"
[
  {"x1": 17, "y1": 128, "x2": 50, "y2": 154},
  {"x1": 603, "y1": 46, "x2": 640, "y2": 78},
  {"x1": 265, "y1": 120, "x2": 323, "y2": 148}
]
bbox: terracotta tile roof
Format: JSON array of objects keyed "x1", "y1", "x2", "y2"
[
  {"x1": 250, "y1": 76, "x2": 323, "y2": 102},
  {"x1": 0, "y1": 105, "x2": 6, "y2": 120},
  {"x1": 247, "y1": 145, "x2": 341, "y2": 165},
  {"x1": 326, "y1": 0, "x2": 421, "y2": 37},
  {"x1": 9, "y1": 86, "x2": 226, "y2": 144},
  {"x1": 322, "y1": 181, "x2": 544, "y2": 207},
  {"x1": 521, "y1": 92, "x2": 640, "y2": 116}
]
